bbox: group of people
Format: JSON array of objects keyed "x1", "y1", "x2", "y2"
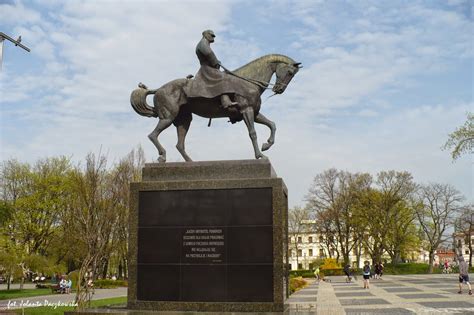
[
  {"x1": 58, "y1": 276, "x2": 72, "y2": 294},
  {"x1": 342, "y1": 261, "x2": 384, "y2": 289}
]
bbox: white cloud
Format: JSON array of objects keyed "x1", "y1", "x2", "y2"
[{"x1": 1, "y1": 0, "x2": 472, "y2": 208}]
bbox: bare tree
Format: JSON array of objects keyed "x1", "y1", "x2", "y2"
[
  {"x1": 306, "y1": 169, "x2": 371, "y2": 264},
  {"x1": 65, "y1": 153, "x2": 120, "y2": 309},
  {"x1": 415, "y1": 183, "x2": 464, "y2": 273},
  {"x1": 314, "y1": 209, "x2": 338, "y2": 259},
  {"x1": 455, "y1": 204, "x2": 473, "y2": 267},
  {"x1": 109, "y1": 147, "x2": 145, "y2": 279},
  {"x1": 288, "y1": 206, "x2": 311, "y2": 269}
]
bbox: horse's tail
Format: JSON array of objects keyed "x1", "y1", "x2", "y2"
[{"x1": 130, "y1": 83, "x2": 159, "y2": 118}]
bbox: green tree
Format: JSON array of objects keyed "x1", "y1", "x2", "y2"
[{"x1": 443, "y1": 112, "x2": 473, "y2": 160}]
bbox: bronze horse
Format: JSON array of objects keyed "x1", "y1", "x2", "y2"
[{"x1": 130, "y1": 54, "x2": 301, "y2": 162}]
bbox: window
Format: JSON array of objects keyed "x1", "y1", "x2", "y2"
[
  {"x1": 319, "y1": 236, "x2": 324, "y2": 243},
  {"x1": 308, "y1": 236, "x2": 313, "y2": 243},
  {"x1": 309, "y1": 249, "x2": 313, "y2": 256},
  {"x1": 466, "y1": 250, "x2": 470, "y2": 255},
  {"x1": 298, "y1": 236, "x2": 302, "y2": 243},
  {"x1": 291, "y1": 251, "x2": 295, "y2": 257},
  {"x1": 457, "y1": 240, "x2": 462, "y2": 248},
  {"x1": 297, "y1": 249, "x2": 302, "y2": 257},
  {"x1": 319, "y1": 248, "x2": 325, "y2": 257},
  {"x1": 309, "y1": 263, "x2": 314, "y2": 270},
  {"x1": 298, "y1": 263, "x2": 303, "y2": 270}
]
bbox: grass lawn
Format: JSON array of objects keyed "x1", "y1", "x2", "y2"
[
  {"x1": 0, "y1": 289, "x2": 52, "y2": 300},
  {"x1": 12, "y1": 296, "x2": 127, "y2": 315}
]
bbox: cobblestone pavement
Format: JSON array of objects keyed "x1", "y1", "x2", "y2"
[{"x1": 287, "y1": 274, "x2": 474, "y2": 314}]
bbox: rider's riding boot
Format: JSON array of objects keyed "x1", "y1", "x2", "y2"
[{"x1": 221, "y1": 94, "x2": 238, "y2": 109}]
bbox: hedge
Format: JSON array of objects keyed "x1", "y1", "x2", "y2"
[
  {"x1": 93, "y1": 279, "x2": 128, "y2": 288},
  {"x1": 290, "y1": 263, "x2": 474, "y2": 277}
]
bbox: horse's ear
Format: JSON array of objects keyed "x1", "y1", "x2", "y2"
[{"x1": 293, "y1": 62, "x2": 302, "y2": 68}]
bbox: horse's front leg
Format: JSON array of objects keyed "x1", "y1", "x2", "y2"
[
  {"x1": 242, "y1": 107, "x2": 267, "y2": 160},
  {"x1": 255, "y1": 112, "x2": 276, "y2": 151}
]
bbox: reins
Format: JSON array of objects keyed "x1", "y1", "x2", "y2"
[{"x1": 219, "y1": 64, "x2": 274, "y2": 90}]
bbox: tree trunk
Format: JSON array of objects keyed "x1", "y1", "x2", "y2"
[
  {"x1": 393, "y1": 251, "x2": 402, "y2": 264},
  {"x1": 123, "y1": 258, "x2": 128, "y2": 279},
  {"x1": 20, "y1": 277, "x2": 24, "y2": 290},
  {"x1": 102, "y1": 259, "x2": 108, "y2": 279},
  {"x1": 467, "y1": 231, "x2": 473, "y2": 267},
  {"x1": 428, "y1": 251, "x2": 434, "y2": 274},
  {"x1": 7, "y1": 274, "x2": 11, "y2": 290},
  {"x1": 118, "y1": 261, "x2": 123, "y2": 280},
  {"x1": 356, "y1": 244, "x2": 361, "y2": 268}
]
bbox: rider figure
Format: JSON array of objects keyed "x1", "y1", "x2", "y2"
[{"x1": 191, "y1": 30, "x2": 238, "y2": 109}]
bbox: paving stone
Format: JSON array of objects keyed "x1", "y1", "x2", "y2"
[
  {"x1": 406, "y1": 280, "x2": 439, "y2": 285},
  {"x1": 372, "y1": 282, "x2": 405, "y2": 287},
  {"x1": 441, "y1": 288, "x2": 466, "y2": 294},
  {"x1": 420, "y1": 283, "x2": 449, "y2": 288},
  {"x1": 416, "y1": 301, "x2": 474, "y2": 309},
  {"x1": 333, "y1": 286, "x2": 367, "y2": 291},
  {"x1": 396, "y1": 293, "x2": 446, "y2": 299},
  {"x1": 288, "y1": 310, "x2": 317, "y2": 315},
  {"x1": 335, "y1": 291, "x2": 374, "y2": 297},
  {"x1": 339, "y1": 298, "x2": 390, "y2": 306},
  {"x1": 288, "y1": 296, "x2": 317, "y2": 302},
  {"x1": 345, "y1": 308, "x2": 415, "y2": 314},
  {"x1": 293, "y1": 289, "x2": 317, "y2": 295},
  {"x1": 383, "y1": 287, "x2": 422, "y2": 293}
]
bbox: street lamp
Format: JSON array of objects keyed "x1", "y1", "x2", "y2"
[{"x1": 0, "y1": 32, "x2": 31, "y2": 70}]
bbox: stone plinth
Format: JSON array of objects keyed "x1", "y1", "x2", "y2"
[{"x1": 129, "y1": 160, "x2": 289, "y2": 313}]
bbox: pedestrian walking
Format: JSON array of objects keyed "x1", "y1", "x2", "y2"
[
  {"x1": 363, "y1": 261, "x2": 371, "y2": 289},
  {"x1": 314, "y1": 266, "x2": 320, "y2": 283},
  {"x1": 457, "y1": 255, "x2": 472, "y2": 295},
  {"x1": 344, "y1": 264, "x2": 352, "y2": 283}
]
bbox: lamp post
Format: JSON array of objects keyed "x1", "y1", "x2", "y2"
[{"x1": 0, "y1": 32, "x2": 31, "y2": 70}]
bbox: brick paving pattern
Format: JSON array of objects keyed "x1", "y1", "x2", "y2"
[{"x1": 287, "y1": 274, "x2": 474, "y2": 314}]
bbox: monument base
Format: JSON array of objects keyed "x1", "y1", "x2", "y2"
[{"x1": 65, "y1": 305, "x2": 290, "y2": 315}]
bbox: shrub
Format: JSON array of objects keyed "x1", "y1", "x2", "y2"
[
  {"x1": 320, "y1": 268, "x2": 346, "y2": 276},
  {"x1": 289, "y1": 270, "x2": 315, "y2": 278},
  {"x1": 94, "y1": 279, "x2": 128, "y2": 288},
  {"x1": 383, "y1": 263, "x2": 442, "y2": 275},
  {"x1": 320, "y1": 258, "x2": 341, "y2": 270},
  {"x1": 289, "y1": 276, "x2": 307, "y2": 294}
]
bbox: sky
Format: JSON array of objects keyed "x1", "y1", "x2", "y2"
[{"x1": 0, "y1": 0, "x2": 472, "y2": 207}]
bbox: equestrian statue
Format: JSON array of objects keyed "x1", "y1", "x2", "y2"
[{"x1": 130, "y1": 29, "x2": 301, "y2": 162}]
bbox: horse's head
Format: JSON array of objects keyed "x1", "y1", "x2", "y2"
[{"x1": 273, "y1": 62, "x2": 302, "y2": 94}]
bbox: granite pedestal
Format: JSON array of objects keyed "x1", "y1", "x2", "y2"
[{"x1": 125, "y1": 160, "x2": 288, "y2": 314}]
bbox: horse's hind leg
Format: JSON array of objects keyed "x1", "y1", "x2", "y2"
[
  {"x1": 148, "y1": 118, "x2": 173, "y2": 163},
  {"x1": 174, "y1": 112, "x2": 193, "y2": 162},
  {"x1": 255, "y1": 112, "x2": 276, "y2": 151}
]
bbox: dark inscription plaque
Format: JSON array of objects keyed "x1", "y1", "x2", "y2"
[{"x1": 137, "y1": 188, "x2": 273, "y2": 302}]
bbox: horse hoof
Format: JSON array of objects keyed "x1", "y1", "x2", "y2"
[
  {"x1": 262, "y1": 143, "x2": 272, "y2": 151},
  {"x1": 256, "y1": 154, "x2": 268, "y2": 160},
  {"x1": 158, "y1": 156, "x2": 166, "y2": 163}
]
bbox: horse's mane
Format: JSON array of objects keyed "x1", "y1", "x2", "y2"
[{"x1": 233, "y1": 54, "x2": 296, "y2": 77}]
